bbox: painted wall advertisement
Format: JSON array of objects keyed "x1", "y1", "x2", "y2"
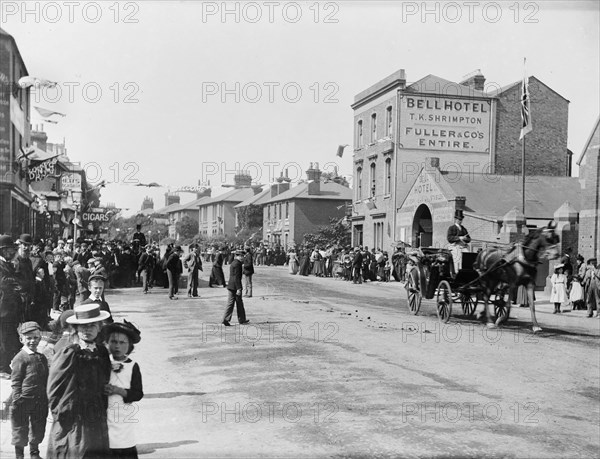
[{"x1": 400, "y1": 95, "x2": 492, "y2": 153}]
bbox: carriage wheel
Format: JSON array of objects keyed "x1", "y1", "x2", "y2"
[
  {"x1": 460, "y1": 291, "x2": 478, "y2": 316},
  {"x1": 493, "y1": 288, "x2": 511, "y2": 324},
  {"x1": 405, "y1": 269, "x2": 422, "y2": 315},
  {"x1": 436, "y1": 280, "x2": 453, "y2": 323}
]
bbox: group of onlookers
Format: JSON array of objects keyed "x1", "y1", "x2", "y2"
[
  {"x1": 1, "y1": 232, "x2": 144, "y2": 458},
  {"x1": 287, "y1": 245, "x2": 407, "y2": 283}
]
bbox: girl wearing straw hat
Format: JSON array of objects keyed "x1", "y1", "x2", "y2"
[{"x1": 46, "y1": 304, "x2": 112, "y2": 458}]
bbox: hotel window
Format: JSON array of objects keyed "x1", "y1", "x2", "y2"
[
  {"x1": 278, "y1": 203, "x2": 282, "y2": 220},
  {"x1": 267, "y1": 205, "x2": 270, "y2": 220},
  {"x1": 285, "y1": 202, "x2": 289, "y2": 218},
  {"x1": 370, "y1": 162, "x2": 376, "y2": 197},
  {"x1": 357, "y1": 120, "x2": 363, "y2": 147},
  {"x1": 370, "y1": 113, "x2": 377, "y2": 143},
  {"x1": 386, "y1": 106, "x2": 393, "y2": 137},
  {"x1": 384, "y1": 158, "x2": 391, "y2": 195},
  {"x1": 356, "y1": 167, "x2": 362, "y2": 201}
]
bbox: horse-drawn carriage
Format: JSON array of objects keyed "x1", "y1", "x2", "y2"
[
  {"x1": 404, "y1": 221, "x2": 560, "y2": 331},
  {"x1": 404, "y1": 248, "x2": 510, "y2": 324}
]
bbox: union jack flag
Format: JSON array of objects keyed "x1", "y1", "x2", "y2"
[{"x1": 520, "y1": 58, "x2": 532, "y2": 140}]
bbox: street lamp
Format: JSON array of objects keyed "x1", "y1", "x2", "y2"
[{"x1": 148, "y1": 230, "x2": 152, "y2": 244}]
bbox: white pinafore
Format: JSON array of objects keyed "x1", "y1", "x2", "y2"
[{"x1": 107, "y1": 358, "x2": 137, "y2": 449}]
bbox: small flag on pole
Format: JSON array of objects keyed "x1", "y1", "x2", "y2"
[
  {"x1": 336, "y1": 144, "x2": 349, "y2": 157},
  {"x1": 519, "y1": 58, "x2": 532, "y2": 141}
]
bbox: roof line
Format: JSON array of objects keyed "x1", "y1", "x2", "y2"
[{"x1": 576, "y1": 115, "x2": 600, "y2": 166}]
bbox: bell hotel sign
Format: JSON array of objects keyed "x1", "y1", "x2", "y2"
[{"x1": 400, "y1": 95, "x2": 492, "y2": 153}]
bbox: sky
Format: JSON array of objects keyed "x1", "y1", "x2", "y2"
[{"x1": 3, "y1": 0, "x2": 599, "y2": 215}]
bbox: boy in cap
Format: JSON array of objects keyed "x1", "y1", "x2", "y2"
[
  {"x1": 81, "y1": 274, "x2": 114, "y2": 324},
  {"x1": 46, "y1": 304, "x2": 112, "y2": 458},
  {"x1": 10, "y1": 322, "x2": 49, "y2": 459}
]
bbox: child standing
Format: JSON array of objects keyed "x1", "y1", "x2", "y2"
[
  {"x1": 10, "y1": 322, "x2": 49, "y2": 459},
  {"x1": 102, "y1": 321, "x2": 144, "y2": 458},
  {"x1": 550, "y1": 264, "x2": 567, "y2": 314}
]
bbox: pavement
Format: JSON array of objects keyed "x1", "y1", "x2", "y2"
[{"x1": 0, "y1": 266, "x2": 598, "y2": 458}]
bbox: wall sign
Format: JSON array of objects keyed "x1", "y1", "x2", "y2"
[{"x1": 400, "y1": 95, "x2": 492, "y2": 153}]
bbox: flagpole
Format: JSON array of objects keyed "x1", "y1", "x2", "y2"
[{"x1": 522, "y1": 137, "x2": 526, "y2": 215}]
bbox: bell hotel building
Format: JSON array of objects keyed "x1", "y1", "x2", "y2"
[{"x1": 351, "y1": 68, "x2": 599, "y2": 269}]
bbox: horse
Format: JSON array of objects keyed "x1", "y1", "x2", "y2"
[{"x1": 473, "y1": 221, "x2": 560, "y2": 332}]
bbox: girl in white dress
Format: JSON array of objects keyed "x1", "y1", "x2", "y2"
[
  {"x1": 550, "y1": 264, "x2": 567, "y2": 314},
  {"x1": 102, "y1": 321, "x2": 143, "y2": 458}
]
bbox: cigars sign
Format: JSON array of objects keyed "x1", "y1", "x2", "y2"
[
  {"x1": 81, "y1": 208, "x2": 113, "y2": 224},
  {"x1": 400, "y1": 95, "x2": 492, "y2": 153}
]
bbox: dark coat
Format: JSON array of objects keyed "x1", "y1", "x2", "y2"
[
  {"x1": 243, "y1": 252, "x2": 254, "y2": 276},
  {"x1": 166, "y1": 252, "x2": 182, "y2": 274},
  {"x1": 46, "y1": 344, "x2": 111, "y2": 458},
  {"x1": 447, "y1": 224, "x2": 471, "y2": 245},
  {"x1": 227, "y1": 259, "x2": 243, "y2": 291}
]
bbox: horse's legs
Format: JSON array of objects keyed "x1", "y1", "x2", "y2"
[
  {"x1": 528, "y1": 283, "x2": 542, "y2": 333},
  {"x1": 477, "y1": 292, "x2": 496, "y2": 328}
]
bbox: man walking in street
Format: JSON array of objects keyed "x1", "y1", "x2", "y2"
[
  {"x1": 222, "y1": 250, "x2": 249, "y2": 326},
  {"x1": 183, "y1": 244, "x2": 203, "y2": 298},
  {"x1": 137, "y1": 245, "x2": 156, "y2": 294},
  {"x1": 166, "y1": 246, "x2": 183, "y2": 300},
  {"x1": 242, "y1": 247, "x2": 254, "y2": 298}
]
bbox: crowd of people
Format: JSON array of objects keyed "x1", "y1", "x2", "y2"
[{"x1": 0, "y1": 231, "x2": 144, "y2": 458}]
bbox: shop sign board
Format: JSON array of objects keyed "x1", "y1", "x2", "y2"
[{"x1": 400, "y1": 94, "x2": 492, "y2": 153}]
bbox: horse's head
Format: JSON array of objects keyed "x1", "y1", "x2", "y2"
[{"x1": 540, "y1": 220, "x2": 560, "y2": 260}]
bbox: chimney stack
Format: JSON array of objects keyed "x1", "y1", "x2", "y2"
[
  {"x1": 233, "y1": 171, "x2": 252, "y2": 188},
  {"x1": 459, "y1": 70, "x2": 486, "y2": 91},
  {"x1": 307, "y1": 162, "x2": 322, "y2": 195}
]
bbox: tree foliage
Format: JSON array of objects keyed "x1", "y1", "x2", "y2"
[
  {"x1": 303, "y1": 218, "x2": 351, "y2": 248},
  {"x1": 237, "y1": 204, "x2": 263, "y2": 230},
  {"x1": 176, "y1": 215, "x2": 199, "y2": 240}
]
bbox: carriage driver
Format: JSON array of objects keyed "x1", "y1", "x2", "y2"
[{"x1": 447, "y1": 209, "x2": 471, "y2": 273}]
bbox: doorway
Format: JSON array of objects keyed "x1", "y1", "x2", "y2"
[{"x1": 412, "y1": 204, "x2": 432, "y2": 248}]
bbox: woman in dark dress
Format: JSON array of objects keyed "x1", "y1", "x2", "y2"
[
  {"x1": 298, "y1": 250, "x2": 311, "y2": 276},
  {"x1": 209, "y1": 248, "x2": 227, "y2": 287},
  {"x1": 46, "y1": 304, "x2": 112, "y2": 459}
]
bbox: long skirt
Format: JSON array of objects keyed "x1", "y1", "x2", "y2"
[
  {"x1": 289, "y1": 260, "x2": 298, "y2": 274},
  {"x1": 209, "y1": 266, "x2": 226, "y2": 287}
]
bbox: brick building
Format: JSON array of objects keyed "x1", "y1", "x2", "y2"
[
  {"x1": 197, "y1": 172, "x2": 260, "y2": 237},
  {"x1": 261, "y1": 164, "x2": 351, "y2": 248},
  {"x1": 351, "y1": 68, "x2": 573, "y2": 251},
  {"x1": 577, "y1": 117, "x2": 600, "y2": 260},
  {"x1": 0, "y1": 27, "x2": 33, "y2": 236}
]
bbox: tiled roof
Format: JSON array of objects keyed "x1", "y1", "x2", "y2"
[
  {"x1": 402, "y1": 169, "x2": 581, "y2": 220},
  {"x1": 406, "y1": 74, "x2": 491, "y2": 98},
  {"x1": 234, "y1": 188, "x2": 271, "y2": 208},
  {"x1": 200, "y1": 187, "x2": 258, "y2": 206},
  {"x1": 263, "y1": 181, "x2": 352, "y2": 204}
]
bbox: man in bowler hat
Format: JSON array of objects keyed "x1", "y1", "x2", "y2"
[{"x1": 222, "y1": 250, "x2": 249, "y2": 326}]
